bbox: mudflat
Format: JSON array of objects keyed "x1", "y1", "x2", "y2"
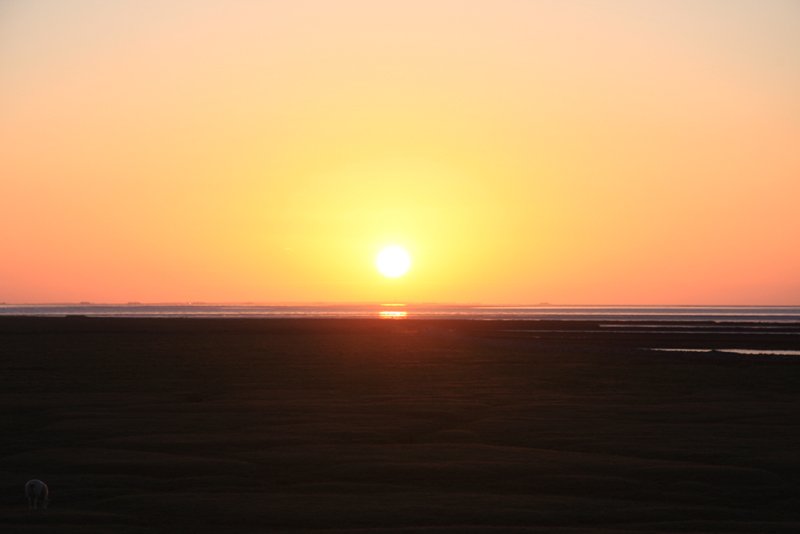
[{"x1": 1, "y1": 317, "x2": 799, "y2": 533}]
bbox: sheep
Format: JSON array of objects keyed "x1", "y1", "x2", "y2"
[{"x1": 25, "y1": 479, "x2": 49, "y2": 511}]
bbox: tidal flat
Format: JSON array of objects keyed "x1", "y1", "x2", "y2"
[{"x1": 1, "y1": 317, "x2": 799, "y2": 533}]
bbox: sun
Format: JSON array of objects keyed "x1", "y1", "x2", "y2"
[{"x1": 375, "y1": 245, "x2": 411, "y2": 278}]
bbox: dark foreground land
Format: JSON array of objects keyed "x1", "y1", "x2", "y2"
[{"x1": 1, "y1": 317, "x2": 800, "y2": 533}]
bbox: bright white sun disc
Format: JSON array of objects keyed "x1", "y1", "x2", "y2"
[{"x1": 375, "y1": 246, "x2": 411, "y2": 278}]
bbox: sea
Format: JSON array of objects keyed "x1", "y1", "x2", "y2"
[{"x1": 1, "y1": 304, "x2": 799, "y2": 322}]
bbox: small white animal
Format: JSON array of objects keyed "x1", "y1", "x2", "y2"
[{"x1": 25, "y1": 479, "x2": 49, "y2": 511}]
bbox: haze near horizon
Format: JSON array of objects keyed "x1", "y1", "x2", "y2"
[{"x1": 2, "y1": 0, "x2": 799, "y2": 305}]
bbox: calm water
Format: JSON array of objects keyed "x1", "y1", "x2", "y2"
[
  {"x1": 1, "y1": 304, "x2": 799, "y2": 322},
  {"x1": 651, "y1": 348, "x2": 800, "y2": 356}
]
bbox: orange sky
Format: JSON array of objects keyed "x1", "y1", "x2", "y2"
[{"x1": 2, "y1": 0, "x2": 799, "y2": 305}]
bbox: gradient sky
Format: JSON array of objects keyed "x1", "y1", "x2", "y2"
[{"x1": 2, "y1": 0, "x2": 799, "y2": 304}]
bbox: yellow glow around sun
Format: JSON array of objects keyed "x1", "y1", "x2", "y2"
[{"x1": 376, "y1": 245, "x2": 411, "y2": 278}]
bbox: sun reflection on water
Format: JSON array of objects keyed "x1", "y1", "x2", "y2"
[
  {"x1": 379, "y1": 310, "x2": 408, "y2": 319},
  {"x1": 379, "y1": 303, "x2": 407, "y2": 319}
]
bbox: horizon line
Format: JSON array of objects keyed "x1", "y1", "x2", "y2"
[{"x1": 2, "y1": 302, "x2": 799, "y2": 308}]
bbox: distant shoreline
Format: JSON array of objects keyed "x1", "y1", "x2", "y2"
[{"x1": 2, "y1": 304, "x2": 800, "y2": 322}]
